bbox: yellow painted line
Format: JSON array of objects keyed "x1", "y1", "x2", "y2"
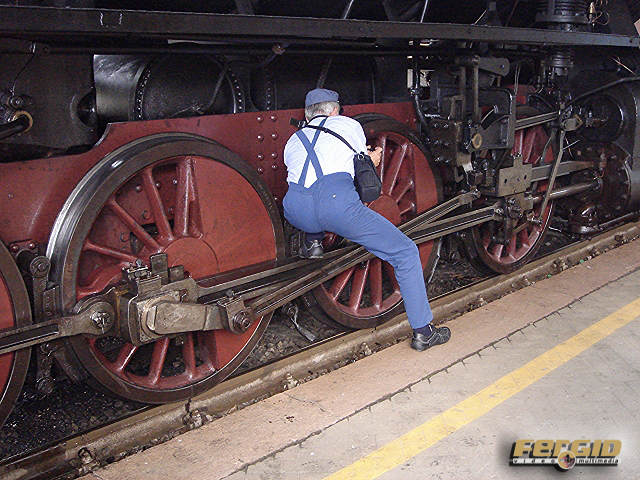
[{"x1": 325, "y1": 297, "x2": 640, "y2": 480}]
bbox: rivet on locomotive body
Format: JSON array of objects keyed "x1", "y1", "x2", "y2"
[
  {"x1": 9, "y1": 244, "x2": 19, "y2": 253},
  {"x1": 257, "y1": 166, "x2": 264, "y2": 174},
  {"x1": 168, "y1": 206, "x2": 175, "y2": 215},
  {"x1": 28, "y1": 241, "x2": 37, "y2": 250},
  {"x1": 135, "y1": 184, "x2": 143, "y2": 192},
  {"x1": 257, "y1": 153, "x2": 264, "y2": 160},
  {"x1": 271, "y1": 163, "x2": 278, "y2": 170},
  {"x1": 155, "y1": 181, "x2": 162, "y2": 189},
  {"x1": 257, "y1": 134, "x2": 264, "y2": 141},
  {"x1": 271, "y1": 132, "x2": 278, "y2": 140},
  {"x1": 270, "y1": 114, "x2": 277, "y2": 122},
  {"x1": 142, "y1": 211, "x2": 151, "y2": 220},
  {"x1": 271, "y1": 152, "x2": 277, "y2": 158},
  {"x1": 256, "y1": 116, "x2": 263, "y2": 123},
  {"x1": 172, "y1": 178, "x2": 178, "y2": 186}
]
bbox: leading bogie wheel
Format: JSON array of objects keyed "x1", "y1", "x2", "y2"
[
  {"x1": 47, "y1": 133, "x2": 284, "y2": 403},
  {"x1": 308, "y1": 116, "x2": 443, "y2": 329}
]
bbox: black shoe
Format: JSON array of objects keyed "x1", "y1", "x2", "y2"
[
  {"x1": 411, "y1": 326, "x2": 451, "y2": 352},
  {"x1": 299, "y1": 239, "x2": 324, "y2": 259}
]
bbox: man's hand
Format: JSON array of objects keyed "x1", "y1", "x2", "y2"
[{"x1": 367, "y1": 145, "x2": 382, "y2": 167}]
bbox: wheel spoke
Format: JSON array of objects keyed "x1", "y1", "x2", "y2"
[
  {"x1": 141, "y1": 166, "x2": 175, "y2": 243},
  {"x1": 182, "y1": 333, "x2": 198, "y2": 379},
  {"x1": 391, "y1": 177, "x2": 413, "y2": 204},
  {"x1": 348, "y1": 262, "x2": 369, "y2": 310},
  {"x1": 369, "y1": 258, "x2": 383, "y2": 307},
  {"x1": 490, "y1": 242, "x2": 504, "y2": 259},
  {"x1": 328, "y1": 268, "x2": 354, "y2": 299},
  {"x1": 173, "y1": 157, "x2": 202, "y2": 238},
  {"x1": 398, "y1": 199, "x2": 416, "y2": 216},
  {"x1": 113, "y1": 343, "x2": 138, "y2": 374},
  {"x1": 147, "y1": 337, "x2": 170, "y2": 385},
  {"x1": 382, "y1": 144, "x2": 407, "y2": 196},
  {"x1": 106, "y1": 197, "x2": 162, "y2": 253},
  {"x1": 83, "y1": 239, "x2": 139, "y2": 263},
  {"x1": 481, "y1": 229, "x2": 492, "y2": 249},
  {"x1": 519, "y1": 228, "x2": 531, "y2": 248},
  {"x1": 506, "y1": 238, "x2": 517, "y2": 260},
  {"x1": 198, "y1": 331, "x2": 217, "y2": 368},
  {"x1": 377, "y1": 133, "x2": 389, "y2": 180}
]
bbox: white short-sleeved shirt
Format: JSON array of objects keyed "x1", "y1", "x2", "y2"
[{"x1": 284, "y1": 115, "x2": 367, "y2": 188}]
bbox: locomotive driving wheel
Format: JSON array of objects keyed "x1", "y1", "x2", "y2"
[
  {"x1": 463, "y1": 108, "x2": 555, "y2": 274},
  {"x1": 309, "y1": 116, "x2": 443, "y2": 329},
  {"x1": 47, "y1": 133, "x2": 284, "y2": 403},
  {"x1": 0, "y1": 242, "x2": 31, "y2": 429}
]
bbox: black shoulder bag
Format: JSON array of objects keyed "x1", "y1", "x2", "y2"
[{"x1": 302, "y1": 123, "x2": 382, "y2": 203}]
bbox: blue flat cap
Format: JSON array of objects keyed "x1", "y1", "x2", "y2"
[{"x1": 305, "y1": 88, "x2": 339, "y2": 107}]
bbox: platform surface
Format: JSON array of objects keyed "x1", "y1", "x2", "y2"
[{"x1": 84, "y1": 240, "x2": 640, "y2": 480}]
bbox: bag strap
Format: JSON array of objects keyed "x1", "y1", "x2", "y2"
[
  {"x1": 303, "y1": 123, "x2": 358, "y2": 154},
  {"x1": 295, "y1": 117, "x2": 328, "y2": 186}
]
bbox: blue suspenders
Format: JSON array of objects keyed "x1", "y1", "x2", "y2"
[{"x1": 295, "y1": 117, "x2": 328, "y2": 187}]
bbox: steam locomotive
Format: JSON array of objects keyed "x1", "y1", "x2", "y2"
[{"x1": 1, "y1": 0, "x2": 639, "y2": 428}]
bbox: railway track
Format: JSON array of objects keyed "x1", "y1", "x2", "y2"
[{"x1": 1, "y1": 220, "x2": 639, "y2": 480}]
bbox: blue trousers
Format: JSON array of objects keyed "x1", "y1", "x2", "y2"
[{"x1": 283, "y1": 172, "x2": 433, "y2": 329}]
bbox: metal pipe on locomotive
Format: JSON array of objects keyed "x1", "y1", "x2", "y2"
[{"x1": 1, "y1": 0, "x2": 640, "y2": 428}]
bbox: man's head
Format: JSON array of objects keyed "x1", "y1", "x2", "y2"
[{"x1": 305, "y1": 88, "x2": 340, "y2": 121}]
